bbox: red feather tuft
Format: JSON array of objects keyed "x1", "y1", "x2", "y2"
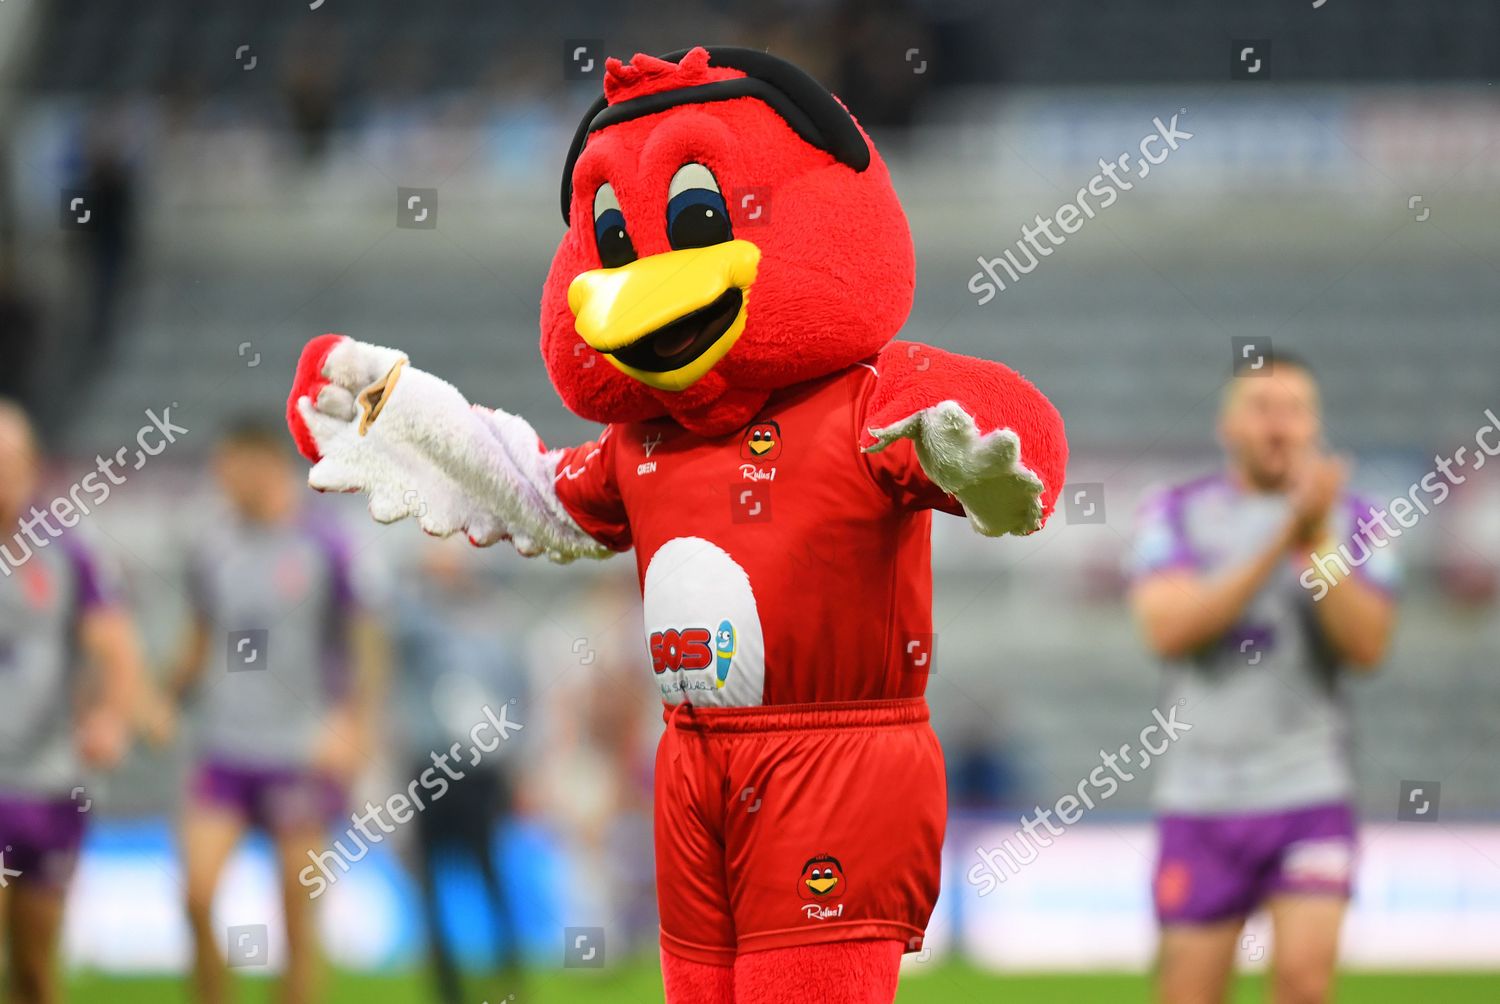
[{"x1": 603, "y1": 47, "x2": 735, "y2": 104}]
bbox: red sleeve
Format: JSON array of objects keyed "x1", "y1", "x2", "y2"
[
  {"x1": 856, "y1": 369, "x2": 964, "y2": 515},
  {"x1": 553, "y1": 425, "x2": 632, "y2": 551}
]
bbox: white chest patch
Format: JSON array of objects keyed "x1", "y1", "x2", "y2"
[{"x1": 642, "y1": 536, "x2": 765, "y2": 707}]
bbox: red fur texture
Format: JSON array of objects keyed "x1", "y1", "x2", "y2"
[
  {"x1": 286, "y1": 332, "x2": 345, "y2": 462},
  {"x1": 661, "y1": 941, "x2": 903, "y2": 1004},
  {"x1": 661, "y1": 948, "x2": 733, "y2": 1004},
  {"x1": 540, "y1": 47, "x2": 915, "y2": 436},
  {"x1": 864, "y1": 340, "x2": 1070, "y2": 524},
  {"x1": 735, "y1": 940, "x2": 903, "y2": 1004}
]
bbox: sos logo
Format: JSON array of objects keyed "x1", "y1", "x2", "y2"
[{"x1": 650, "y1": 627, "x2": 713, "y2": 674}]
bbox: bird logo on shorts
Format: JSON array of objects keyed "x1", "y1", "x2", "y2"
[{"x1": 798, "y1": 854, "x2": 846, "y2": 900}]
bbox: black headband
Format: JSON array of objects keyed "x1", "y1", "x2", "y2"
[{"x1": 559, "y1": 46, "x2": 870, "y2": 224}]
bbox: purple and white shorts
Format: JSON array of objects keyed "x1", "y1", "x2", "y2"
[
  {"x1": 1154, "y1": 801, "x2": 1357, "y2": 925},
  {"x1": 191, "y1": 760, "x2": 344, "y2": 833},
  {"x1": 0, "y1": 793, "x2": 88, "y2": 889}
]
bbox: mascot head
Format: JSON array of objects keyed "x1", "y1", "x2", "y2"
[{"x1": 540, "y1": 46, "x2": 915, "y2": 436}]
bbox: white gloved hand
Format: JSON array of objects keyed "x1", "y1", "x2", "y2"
[
  {"x1": 867, "y1": 400, "x2": 1044, "y2": 537},
  {"x1": 290, "y1": 336, "x2": 610, "y2": 561}
]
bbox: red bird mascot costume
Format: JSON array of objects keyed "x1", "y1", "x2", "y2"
[{"x1": 287, "y1": 46, "x2": 1066, "y2": 1004}]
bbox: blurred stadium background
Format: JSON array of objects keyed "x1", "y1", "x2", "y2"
[{"x1": 2, "y1": 0, "x2": 1498, "y2": 1000}]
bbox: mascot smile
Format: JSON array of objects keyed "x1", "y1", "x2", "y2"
[{"x1": 287, "y1": 45, "x2": 1066, "y2": 1004}]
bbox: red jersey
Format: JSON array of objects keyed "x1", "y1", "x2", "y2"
[{"x1": 554, "y1": 362, "x2": 963, "y2": 707}]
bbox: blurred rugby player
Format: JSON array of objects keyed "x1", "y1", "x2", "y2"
[
  {"x1": 0, "y1": 400, "x2": 147, "y2": 1004},
  {"x1": 1128, "y1": 357, "x2": 1397, "y2": 1004},
  {"x1": 162, "y1": 419, "x2": 385, "y2": 1004}
]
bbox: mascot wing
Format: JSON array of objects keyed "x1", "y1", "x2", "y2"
[
  {"x1": 287, "y1": 334, "x2": 612, "y2": 563},
  {"x1": 862, "y1": 340, "x2": 1068, "y2": 537}
]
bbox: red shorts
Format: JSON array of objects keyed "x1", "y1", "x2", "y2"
[{"x1": 655, "y1": 697, "x2": 945, "y2": 966}]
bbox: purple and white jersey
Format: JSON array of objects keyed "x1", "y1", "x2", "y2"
[
  {"x1": 187, "y1": 515, "x2": 357, "y2": 769},
  {"x1": 0, "y1": 535, "x2": 113, "y2": 797},
  {"x1": 1128, "y1": 474, "x2": 1400, "y2": 814}
]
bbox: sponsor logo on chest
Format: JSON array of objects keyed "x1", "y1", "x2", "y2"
[
  {"x1": 637, "y1": 431, "x2": 663, "y2": 476},
  {"x1": 650, "y1": 619, "x2": 738, "y2": 690},
  {"x1": 633, "y1": 419, "x2": 789, "y2": 482}
]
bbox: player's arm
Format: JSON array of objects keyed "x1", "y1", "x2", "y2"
[
  {"x1": 1131, "y1": 523, "x2": 1297, "y2": 660},
  {"x1": 350, "y1": 616, "x2": 389, "y2": 740},
  {"x1": 316, "y1": 613, "x2": 389, "y2": 782},
  {"x1": 1132, "y1": 452, "x2": 1355, "y2": 661},
  {"x1": 860, "y1": 341, "x2": 1068, "y2": 536},
  {"x1": 1297, "y1": 483, "x2": 1399, "y2": 671},
  {"x1": 77, "y1": 604, "x2": 148, "y2": 769},
  {"x1": 1300, "y1": 552, "x2": 1394, "y2": 670},
  {"x1": 164, "y1": 614, "x2": 212, "y2": 706},
  {"x1": 141, "y1": 612, "x2": 212, "y2": 748},
  {"x1": 287, "y1": 335, "x2": 618, "y2": 561},
  {"x1": 1292, "y1": 459, "x2": 1398, "y2": 671}
]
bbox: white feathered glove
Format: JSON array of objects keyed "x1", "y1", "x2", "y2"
[
  {"x1": 288, "y1": 334, "x2": 612, "y2": 563},
  {"x1": 866, "y1": 400, "x2": 1045, "y2": 537}
]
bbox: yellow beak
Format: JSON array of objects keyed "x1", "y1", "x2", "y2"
[
  {"x1": 748, "y1": 440, "x2": 774, "y2": 455},
  {"x1": 567, "y1": 240, "x2": 760, "y2": 391},
  {"x1": 806, "y1": 877, "x2": 838, "y2": 894}
]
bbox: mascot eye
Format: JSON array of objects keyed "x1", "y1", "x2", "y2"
[
  {"x1": 592, "y1": 183, "x2": 637, "y2": 269},
  {"x1": 666, "y1": 163, "x2": 731, "y2": 250}
]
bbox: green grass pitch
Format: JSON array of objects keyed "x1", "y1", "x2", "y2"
[{"x1": 67, "y1": 964, "x2": 1500, "y2": 1002}]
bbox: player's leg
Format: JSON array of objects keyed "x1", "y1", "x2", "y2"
[
  {"x1": 1266, "y1": 894, "x2": 1345, "y2": 1004},
  {"x1": 472, "y1": 773, "x2": 524, "y2": 991},
  {"x1": 5, "y1": 881, "x2": 67, "y2": 1004},
  {"x1": 661, "y1": 949, "x2": 733, "y2": 1004},
  {"x1": 266, "y1": 768, "x2": 346, "y2": 1004},
  {"x1": 273, "y1": 821, "x2": 327, "y2": 1004},
  {"x1": 1155, "y1": 919, "x2": 1243, "y2": 1004},
  {"x1": 1152, "y1": 813, "x2": 1263, "y2": 1004},
  {"x1": 181, "y1": 799, "x2": 247, "y2": 1004},
  {"x1": 734, "y1": 940, "x2": 902, "y2": 1004},
  {"x1": 413, "y1": 797, "x2": 464, "y2": 1004},
  {"x1": 0, "y1": 801, "x2": 84, "y2": 1004},
  {"x1": 1263, "y1": 804, "x2": 1357, "y2": 1004}
]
